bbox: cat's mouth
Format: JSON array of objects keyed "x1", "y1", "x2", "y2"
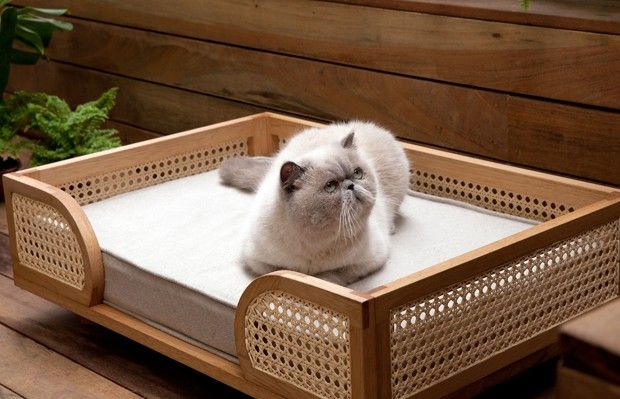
[{"x1": 343, "y1": 190, "x2": 364, "y2": 204}]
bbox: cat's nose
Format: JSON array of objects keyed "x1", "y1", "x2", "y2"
[{"x1": 347, "y1": 183, "x2": 355, "y2": 190}]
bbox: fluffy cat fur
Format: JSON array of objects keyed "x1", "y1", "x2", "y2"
[{"x1": 219, "y1": 121, "x2": 409, "y2": 285}]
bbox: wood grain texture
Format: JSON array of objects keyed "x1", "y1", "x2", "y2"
[
  {"x1": 0, "y1": 272, "x2": 249, "y2": 399},
  {"x1": 557, "y1": 366, "x2": 620, "y2": 399},
  {"x1": 105, "y1": 120, "x2": 161, "y2": 144},
  {"x1": 506, "y1": 97, "x2": 620, "y2": 185},
  {"x1": 452, "y1": 345, "x2": 557, "y2": 399},
  {"x1": 0, "y1": 233, "x2": 12, "y2": 279},
  {"x1": 8, "y1": 62, "x2": 266, "y2": 135},
  {"x1": 560, "y1": 299, "x2": 620, "y2": 385},
  {"x1": 13, "y1": 0, "x2": 620, "y2": 108},
  {"x1": 0, "y1": 322, "x2": 141, "y2": 399},
  {"x1": 327, "y1": 0, "x2": 620, "y2": 35},
  {"x1": 0, "y1": 203, "x2": 6, "y2": 236},
  {"x1": 18, "y1": 23, "x2": 620, "y2": 184},
  {"x1": 0, "y1": 384, "x2": 24, "y2": 399}
]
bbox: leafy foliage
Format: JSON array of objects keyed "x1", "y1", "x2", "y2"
[
  {"x1": 0, "y1": 1, "x2": 72, "y2": 101},
  {"x1": 0, "y1": 88, "x2": 121, "y2": 165},
  {"x1": 521, "y1": 0, "x2": 530, "y2": 10},
  {"x1": 0, "y1": 89, "x2": 37, "y2": 158}
]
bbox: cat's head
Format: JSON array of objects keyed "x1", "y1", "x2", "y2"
[{"x1": 279, "y1": 132, "x2": 376, "y2": 240}]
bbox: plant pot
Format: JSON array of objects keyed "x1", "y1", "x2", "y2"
[{"x1": 0, "y1": 158, "x2": 20, "y2": 202}]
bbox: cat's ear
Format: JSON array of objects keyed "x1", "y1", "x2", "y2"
[
  {"x1": 280, "y1": 161, "x2": 304, "y2": 191},
  {"x1": 342, "y1": 131, "x2": 355, "y2": 149}
]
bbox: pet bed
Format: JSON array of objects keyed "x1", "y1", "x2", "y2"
[
  {"x1": 3, "y1": 113, "x2": 619, "y2": 399},
  {"x1": 81, "y1": 168, "x2": 535, "y2": 359}
]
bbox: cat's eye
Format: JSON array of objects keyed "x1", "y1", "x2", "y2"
[
  {"x1": 353, "y1": 167, "x2": 364, "y2": 179},
  {"x1": 324, "y1": 180, "x2": 338, "y2": 193}
]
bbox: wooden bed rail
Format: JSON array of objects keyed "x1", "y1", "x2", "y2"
[
  {"x1": 371, "y1": 196, "x2": 620, "y2": 399},
  {"x1": 15, "y1": 114, "x2": 274, "y2": 205},
  {"x1": 2, "y1": 173, "x2": 104, "y2": 306}
]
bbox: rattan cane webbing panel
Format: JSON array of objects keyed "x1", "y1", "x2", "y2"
[
  {"x1": 58, "y1": 139, "x2": 248, "y2": 205},
  {"x1": 12, "y1": 194, "x2": 85, "y2": 289},
  {"x1": 410, "y1": 169, "x2": 574, "y2": 222},
  {"x1": 390, "y1": 219, "x2": 619, "y2": 399},
  {"x1": 245, "y1": 290, "x2": 351, "y2": 399}
]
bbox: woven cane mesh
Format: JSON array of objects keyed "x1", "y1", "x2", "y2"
[
  {"x1": 245, "y1": 290, "x2": 351, "y2": 399},
  {"x1": 12, "y1": 194, "x2": 85, "y2": 289},
  {"x1": 390, "y1": 219, "x2": 619, "y2": 399},
  {"x1": 410, "y1": 169, "x2": 574, "y2": 222},
  {"x1": 59, "y1": 139, "x2": 248, "y2": 205}
]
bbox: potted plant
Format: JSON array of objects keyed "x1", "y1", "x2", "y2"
[
  {"x1": 0, "y1": 1, "x2": 120, "y2": 201},
  {"x1": 1, "y1": 1, "x2": 72, "y2": 199},
  {"x1": 0, "y1": 89, "x2": 121, "y2": 200}
]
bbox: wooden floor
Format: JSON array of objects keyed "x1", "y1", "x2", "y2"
[{"x1": 0, "y1": 205, "x2": 555, "y2": 398}]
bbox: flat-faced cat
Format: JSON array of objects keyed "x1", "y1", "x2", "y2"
[{"x1": 219, "y1": 121, "x2": 409, "y2": 285}]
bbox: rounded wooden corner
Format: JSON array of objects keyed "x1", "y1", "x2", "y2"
[
  {"x1": 234, "y1": 271, "x2": 368, "y2": 399},
  {"x1": 4, "y1": 173, "x2": 104, "y2": 307},
  {"x1": 234, "y1": 270, "x2": 370, "y2": 365}
]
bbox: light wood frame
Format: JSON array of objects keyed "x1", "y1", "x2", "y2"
[{"x1": 3, "y1": 113, "x2": 619, "y2": 399}]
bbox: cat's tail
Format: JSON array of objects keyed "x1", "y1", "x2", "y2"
[{"x1": 219, "y1": 156, "x2": 273, "y2": 192}]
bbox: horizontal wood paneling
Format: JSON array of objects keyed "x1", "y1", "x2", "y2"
[
  {"x1": 15, "y1": 0, "x2": 620, "y2": 109},
  {"x1": 105, "y1": 120, "x2": 161, "y2": 144},
  {"x1": 506, "y1": 99, "x2": 620, "y2": 186},
  {"x1": 34, "y1": 19, "x2": 620, "y2": 184},
  {"x1": 8, "y1": 62, "x2": 266, "y2": 135},
  {"x1": 328, "y1": 0, "x2": 620, "y2": 34}
]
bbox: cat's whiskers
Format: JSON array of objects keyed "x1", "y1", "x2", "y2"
[
  {"x1": 344, "y1": 202, "x2": 354, "y2": 241},
  {"x1": 348, "y1": 203, "x2": 360, "y2": 237},
  {"x1": 336, "y1": 202, "x2": 344, "y2": 241},
  {"x1": 345, "y1": 200, "x2": 362, "y2": 242},
  {"x1": 343, "y1": 204, "x2": 351, "y2": 241}
]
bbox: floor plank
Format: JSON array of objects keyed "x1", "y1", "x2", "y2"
[
  {"x1": 0, "y1": 323, "x2": 141, "y2": 399},
  {"x1": 0, "y1": 203, "x2": 6, "y2": 236},
  {"x1": 0, "y1": 233, "x2": 11, "y2": 279},
  {"x1": 0, "y1": 275, "x2": 248, "y2": 398},
  {"x1": 0, "y1": 384, "x2": 24, "y2": 399}
]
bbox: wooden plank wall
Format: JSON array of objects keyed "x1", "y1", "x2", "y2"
[{"x1": 7, "y1": 0, "x2": 620, "y2": 185}]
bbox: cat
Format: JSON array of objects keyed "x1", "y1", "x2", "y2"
[{"x1": 219, "y1": 121, "x2": 410, "y2": 285}]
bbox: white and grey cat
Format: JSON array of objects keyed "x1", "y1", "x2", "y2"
[{"x1": 219, "y1": 121, "x2": 409, "y2": 285}]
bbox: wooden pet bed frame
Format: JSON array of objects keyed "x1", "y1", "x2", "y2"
[{"x1": 3, "y1": 113, "x2": 619, "y2": 399}]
